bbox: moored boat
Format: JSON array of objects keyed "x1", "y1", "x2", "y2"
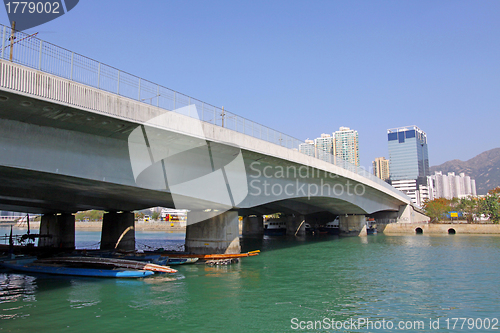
[
  {"x1": 167, "y1": 258, "x2": 199, "y2": 265},
  {"x1": 0, "y1": 257, "x2": 155, "y2": 278},
  {"x1": 155, "y1": 250, "x2": 260, "y2": 261},
  {"x1": 366, "y1": 218, "x2": 377, "y2": 235},
  {"x1": 37, "y1": 256, "x2": 177, "y2": 273},
  {"x1": 264, "y1": 220, "x2": 286, "y2": 236},
  {"x1": 319, "y1": 217, "x2": 340, "y2": 235}
]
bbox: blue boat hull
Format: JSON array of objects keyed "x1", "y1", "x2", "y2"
[{"x1": 1, "y1": 259, "x2": 154, "y2": 278}]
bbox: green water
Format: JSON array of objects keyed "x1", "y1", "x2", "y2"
[{"x1": 1, "y1": 233, "x2": 500, "y2": 332}]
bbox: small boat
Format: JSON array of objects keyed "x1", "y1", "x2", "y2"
[
  {"x1": 264, "y1": 220, "x2": 287, "y2": 236},
  {"x1": 37, "y1": 257, "x2": 177, "y2": 273},
  {"x1": 319, "y1": 218, "x2": 340, "y2": 235},
  {"x1": 83, "y1": 252, "x2": 197, "y2": 266},
  {"x1": 167, "y1": 258, "x2": 198, "y2": 265},
  {"x1": 366, "y1": 218, "x2": 377, "y2": 235},
  {"x1": 156, "y1": 250, "x2": 260, "y2": 261},
  {"x1": 0, "y1": 257, "x2": 155, "y2": 278}
]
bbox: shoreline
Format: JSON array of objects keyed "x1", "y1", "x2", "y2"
[
  {"x1": 5, "y1": 221, "x2": 500, "y2": 235},
  {"x1": 9, "y1": 221, "x2": 187, "y2": 232}
]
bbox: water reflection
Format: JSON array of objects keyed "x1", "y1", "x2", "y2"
[{"x1": 0, "y1": 273, "x2": 37, "y2": 319}]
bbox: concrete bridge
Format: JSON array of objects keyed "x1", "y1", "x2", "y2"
[{"x1": 0, "y1": 26, "x2": 427, "y2": 253}]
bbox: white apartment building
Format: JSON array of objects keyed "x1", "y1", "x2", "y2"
[
  {"x1": 334, "y1": 127, "x2": 359, "y2": 166},
  {"x1": 427, "y1": 171, "x2": 477, "y2": 200},
  {"x1": 299, "y1": 139, "x2": 316, "y2": 157}
]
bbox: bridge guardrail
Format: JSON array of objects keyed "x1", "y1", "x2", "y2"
[{"x1": 0, "y1": 24, "x2": 411, "y2": 203}]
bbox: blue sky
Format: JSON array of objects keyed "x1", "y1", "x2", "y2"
[{"x1": 2, "y1": 0, "x2": 499, "y2": 169}]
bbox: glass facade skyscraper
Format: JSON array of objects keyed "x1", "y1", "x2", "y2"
[
  {"x1": 388, "y1": 125, "x2": 429, "y2": 182},
  {"x1": 388, "y1": 125, "x2": 429, "y2": 206}
]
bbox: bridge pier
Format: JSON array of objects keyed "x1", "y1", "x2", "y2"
[
  {"x1": 38, "y1": 213, "x2": 75, "y2": 249},
  {"x1": 100, "y1": 212, "x2": 135, "y2": 251},
  {"x1": 339, "y1": 215, "x2": 367, "y2": 236},
  {"x1": 286, "y1": 215, "x2": 306, "y2": 236},
  {"x1": 185, "y1": 211, "x2": 240, "y2": 254},
  {"x1": 242, "y1": 215, "x2": 264, "y2": 237}
]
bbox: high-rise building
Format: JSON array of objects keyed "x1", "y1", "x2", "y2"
[
  {"x1": 314, "y1": 134, "x2": 334, "y2": 163},
  {"x1": 299, "y1": 139, "x2": 316, "y2": 157},
  {"x1": 388, "y1": 125, "x2": 429, "y2": 206},
  {"x1": 334, "y1": 127, "x2": 359, "y2": 166},
  {"x1": 298, "y1": 127, "x2": 360, "y2": 166},
  {"x1": 372, "y1": 157, "x2": 390, "y2": 181},
  {"x1": 427, "y1": 171, "x2": 477, "y2": 200}
]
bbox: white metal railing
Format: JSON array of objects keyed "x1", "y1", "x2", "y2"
[{"x1": 0, "y1": 24, "x2": 411, "y2": 202}]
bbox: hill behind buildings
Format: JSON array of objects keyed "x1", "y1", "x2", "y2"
[{"x1": 430, "y1": 148, "x2": 500, "y2": 195}]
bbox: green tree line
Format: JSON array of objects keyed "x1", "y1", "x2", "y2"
[{"x1": 423, "y1": 187, "x2": 500, "y2": 223}]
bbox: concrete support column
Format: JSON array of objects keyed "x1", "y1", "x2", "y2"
[
  {"x1": 185, "y1": 211, "x2": 240, "y2": 254},
  {"x1": 339, "y1": 215, "x2": 367, "y2": 236},
  {"x1": 100, "y1": 212, "x2": 135, "y2": 251},
  {"x1": 38, "y1": 213, "x2": 75, "y2": 249},
  {"x1": 398, "y1": 205, "x2": 411, "y2": 223},
  {"x1": 242, "y1": 215, "x2": 264, "y2": 237},
  {"x1": 286, "y1": 215, "x2": 306, "y2": 236}
]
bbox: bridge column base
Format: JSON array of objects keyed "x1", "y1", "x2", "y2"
[
  {"x1": 242, "y1": 215, "x2": 264, "y2": 237},
  {"x1": 185, "y1": 211, "x2": 240, "y2": 254},
  {"x1": 100, "y1": 212, "x2": 135, "y2": 251},
  {"x1": 286, "y1": 215, "x2": 306, "y2": 236},
  {"x1": 339, "y1": 215, "x2": 367, "y2": 236},
  {"x1": 38, "y1": 213, "x2": 75, "y2": 249}
]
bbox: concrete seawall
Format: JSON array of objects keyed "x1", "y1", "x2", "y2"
[{"x1": 381, "y1": 223, "x2": 500, "y2": 235}]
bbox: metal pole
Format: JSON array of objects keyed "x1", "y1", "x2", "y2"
[
  {"x1": 97, "y1": 63, "x2": 101, "y2": 89},
  {"x1": 221, "y1": 106, "x2": 224, "y2": 128},
  {"x1": 202, "y1": 103, "x2": 204, "y2": 121},
  {"x1": 117, "y1": 70, "x2": 120, "y2": 94},
  {"x1": 173, "y1": 92, "x2": 176, "y2": 110},
  {"x1": 1, "y1": 26, "x2": 6, "y2": 60},
  {"x1": 70, "y1": 52, "x2": 74, "y2": 80},
  {"x1": 9, "y1": 21, "x2": 15, "y2": 62},
  {"x1": 138, "y1": 78, "x2": 141, "y2": 101},
  {"x1": 213, "y1": 106, "x2": 216, "y2": 125},
  {"x1": 156, "y1": 85, "x2": 159, "y2": 107},
  {"x1": 38, "y1": 40, "x2": 42, "y2": 70}
]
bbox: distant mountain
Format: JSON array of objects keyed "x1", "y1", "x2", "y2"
[{"x1": 429, "y1": 148, "x2": 500, "y2": 195}]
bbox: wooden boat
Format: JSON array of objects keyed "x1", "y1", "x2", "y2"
[
  {"x1": 97, "y1": 253, "x2": 170, "y2": 266},
  {"x1": 166, "y1": 258, "x2": 198, "y2": 265},
  {"x1": 0, "y1": 257, "x2": 155, "y2": 278},
  {"x1": 37, "y1": 257, "x2": 177, "y2": 273},
  {"x1": 78, "y1": 252, "x2": 197, "y2": 266},
  {"x1": 158, "y1": 250, "x2": 260, "y2": 260}
]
